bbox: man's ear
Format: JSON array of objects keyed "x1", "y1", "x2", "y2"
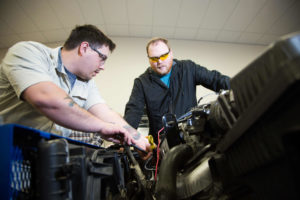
[{"x1": 78, "y1": 41, "x2": 89, "y2": 56}]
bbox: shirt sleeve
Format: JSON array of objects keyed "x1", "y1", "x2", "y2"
[
  {"x1": 2, "y1": 42, "x2": 54, "y2": 98},
  {"x1": 191, "y1": 60, "x2": 231, "y2": 91}
]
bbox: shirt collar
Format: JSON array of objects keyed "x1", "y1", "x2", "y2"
[
  {"x1": 57, "y1": 47, "x2": 66, "y2": 74},
  {"x1": 49, "y1": 46, "x2": 66, "y2": 74}
]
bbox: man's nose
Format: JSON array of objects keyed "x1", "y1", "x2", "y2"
[{"x1": 99, "y1": 63, "x2": 105, "y2": 70}]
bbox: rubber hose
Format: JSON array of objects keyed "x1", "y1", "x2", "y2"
[{"x1": 155, "y1": 144, "x2": 193, "y2": 200}]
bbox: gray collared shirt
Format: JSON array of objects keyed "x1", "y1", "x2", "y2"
[{"x1": 0, "y1": 41, "x2": 105, "y2": 136}]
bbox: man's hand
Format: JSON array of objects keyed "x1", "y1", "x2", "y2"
[
  {"x1": 137, "y1": 140, "x2": 153, "y2": 161},
  {"x1": 122, "y1": 125, "x2": 150, "y2": 150},
  {"x1": 99, "y1": 123, "x2": 134, "y2": 145},
  {"x1": 132, "y1": 135, "x2": 150, "y2": 151},
  {"x1": 131, "y1": 132, "x2": 153, "y2": 160}
]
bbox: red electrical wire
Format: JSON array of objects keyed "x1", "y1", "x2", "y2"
[{"x1": 155, "y1": 127, "x2": 164, "y2": 181}]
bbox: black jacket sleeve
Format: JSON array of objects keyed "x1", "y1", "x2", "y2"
[
  {"x1": 192, "y1": 61, "x2": 230, "y2": 91},
  {"x1": 124, "y1": 78, "x2": 145, "y2": 129}
]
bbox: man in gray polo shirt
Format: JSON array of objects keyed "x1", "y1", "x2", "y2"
[{"x1": 0, "y1": 24, "x2": 149, "y2": 151}]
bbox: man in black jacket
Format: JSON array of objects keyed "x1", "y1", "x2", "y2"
[{"x1": 124, "y1": 38, "x2": 230, "y2": 143}]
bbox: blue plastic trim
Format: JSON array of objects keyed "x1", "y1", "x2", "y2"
[{"x1": 0, "y1": 124, "x2": 14, "y2": 200}]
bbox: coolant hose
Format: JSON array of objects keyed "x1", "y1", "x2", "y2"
[{"x1": 155, "y1": 144, "x2": 193, "y2": 200}]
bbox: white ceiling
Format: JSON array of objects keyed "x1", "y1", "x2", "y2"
[{"x1": 0, "y1": 0, "x2": 300, "y2": 49}]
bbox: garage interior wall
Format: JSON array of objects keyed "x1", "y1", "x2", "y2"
[{"x1": 0, "y1": 37, "x2": 267, "y2": 115}]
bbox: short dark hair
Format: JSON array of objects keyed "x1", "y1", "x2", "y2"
[
  {"x1": 63, "y1": 24, "x2": 116, "y2": 52},
  {"x1": 146, "y1": 37, "x2": 170, "y2": 55}
]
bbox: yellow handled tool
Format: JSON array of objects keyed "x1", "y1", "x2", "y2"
[{"x1": 146, "y1": 135, "x2": 157, "y2": 150}]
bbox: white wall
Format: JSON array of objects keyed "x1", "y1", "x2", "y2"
[{"x1": 0, "y1": 37, "x2": 267, "y2": 115}]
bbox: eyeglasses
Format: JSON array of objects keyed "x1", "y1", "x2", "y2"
[
  {"x1": 148, "y1": 49, "x2": 170, "y2": 62},
  {"x1": 90, "y1": 46, "x2": 107, "y2": 62}
]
